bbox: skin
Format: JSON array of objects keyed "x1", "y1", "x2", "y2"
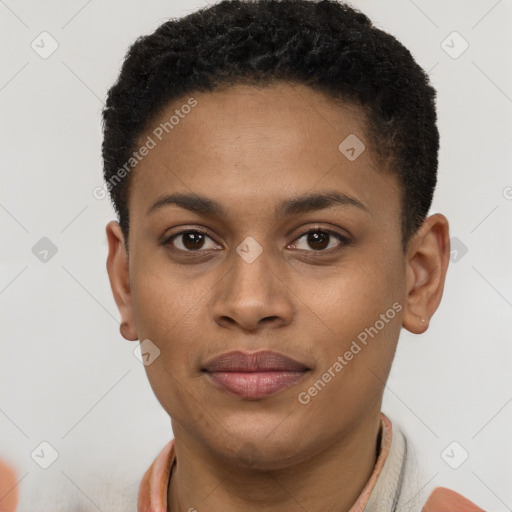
[{"x1": 106, "y1": 82, "x2": 450, "y2": 511}]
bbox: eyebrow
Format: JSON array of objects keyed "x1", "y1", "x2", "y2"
[{"x1": 146, "y1": 190, "x2": 369, "y2": 218}]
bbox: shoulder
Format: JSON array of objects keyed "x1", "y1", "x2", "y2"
[
  {"x1": 422, "y1": 486, "x2": 485, "y2": 511},
  {"x1": 378, "y1": 416, "x2": 484, "y2": 512}
]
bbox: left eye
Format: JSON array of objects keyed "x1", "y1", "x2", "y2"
[{"x1": 290, "y1": 229, "x2": 348, "y2": 251}]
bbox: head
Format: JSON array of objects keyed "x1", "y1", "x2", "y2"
[{"x1": 103, "y1": 0, "x2": 449, "y2": 469}]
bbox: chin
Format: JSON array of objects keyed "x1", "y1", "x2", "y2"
[
  {"x1": 209, "y1": 423, "x2": 314, "y2": 471},
  {"x1": 224, "y1": 441, "x2": 301, "y2": 471}
]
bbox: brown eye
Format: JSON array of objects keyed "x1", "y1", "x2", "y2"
[
  {"x1": 292, "y1": 229, "x2": 348, "y2": 252},
  {"x1": 166, "y1": 230, "x2": 220, "y2": 252},
  {"x1": 306, "y1": 231, "x2": 330, "y2": 250}
]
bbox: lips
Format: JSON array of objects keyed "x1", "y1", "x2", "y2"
[{"x1": 203, "y1": 350, "x2": 310, "y2": 400}]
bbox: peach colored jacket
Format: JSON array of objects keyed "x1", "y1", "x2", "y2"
[
  {"x1": 137, "y1": 414, "x2": 485, "y2": 512},
  {"x1": 0, "y1": 414, "x2": 485, "y2": 512}
]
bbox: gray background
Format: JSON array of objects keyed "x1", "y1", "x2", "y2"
[{"x1": 1, "y1": 0, "x2": 511, "y2": 510}]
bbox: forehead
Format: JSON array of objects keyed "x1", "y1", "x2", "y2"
[{"x1": 128, "y1": 82, "x2": 399, "y2": 222}]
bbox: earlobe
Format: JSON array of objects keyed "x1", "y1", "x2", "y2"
[
  {"x1": 105, "y1": 221, "x2": 138, "y2": 341},
  {"x1": 120, "y1": 321, "x2": 137, "y2": 341},
  {"x1": 402, "y1": 214, "x2": 450, "y2": 335}
]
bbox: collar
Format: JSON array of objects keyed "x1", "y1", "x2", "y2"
[
  {"x1": 137, "y1": 412, "x2": 483, "y2": 512},
  {"x1": 138, "y1": 413, "x2": 391, "y2": 512}
]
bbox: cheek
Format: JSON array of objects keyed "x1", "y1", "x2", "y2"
[
  {"x1": 313, "y1": 258, "x2": 401, "y2": 327},
  {"x1": 305, "y1": 256, "x2": 404, "y2": 376},
  {"x1": 129, "y1": 257, "x2": 205, "y2": 369},
  {"x1": 131, "y1": 244, "x2": 194, "y2": 329},
  {"x1": 294, "y1": 271, "x2": 403, "y2": 427},
  {"x1": 130, "y1": 263, "x2": 207, "y2": 419}
]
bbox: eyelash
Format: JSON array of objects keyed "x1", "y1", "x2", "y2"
[{"x1": 161, "y1": 227, "x2": 350, "y2": 255}]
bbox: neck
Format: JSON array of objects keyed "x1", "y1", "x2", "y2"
[{"x1": 168, "y1": 406, "x2": 383, "y2": 512}]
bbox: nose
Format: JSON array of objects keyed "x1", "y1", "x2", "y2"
[{"x1": 211, "y1": 246, "x2": 295, "y2": 333}]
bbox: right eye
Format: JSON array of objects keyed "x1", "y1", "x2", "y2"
[{"x1": 163, "y1": 229, "x2": 222, "y2": 252}]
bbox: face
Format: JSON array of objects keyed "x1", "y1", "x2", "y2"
[{"x1": 106, "y1": 82, "x2": 448, "y2": 470}]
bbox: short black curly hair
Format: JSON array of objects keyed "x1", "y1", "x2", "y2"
[{"x1": 101, "y1": 0, "x2": 439, "y2": 253}]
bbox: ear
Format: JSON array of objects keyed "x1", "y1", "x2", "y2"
[
  {"x1": 402, "y1": 213, "x2": 450, "y2": 334},
  {"x1": 106, "y1": 221, "x2": 138, "y2": 341}
]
